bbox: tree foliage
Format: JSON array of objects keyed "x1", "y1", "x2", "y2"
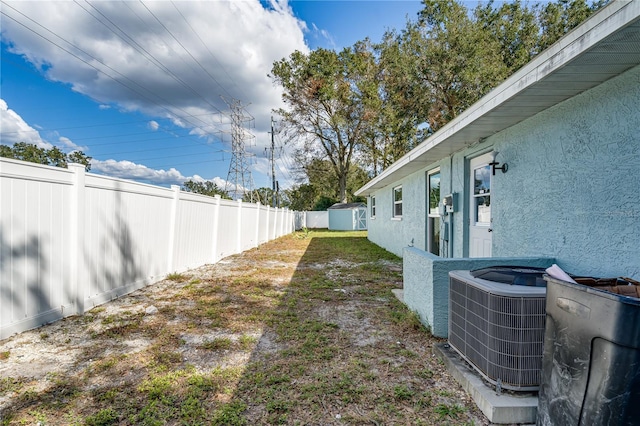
[
  {"x1": 182, "y1": 180, "x2": 230, "y2": 199},
  {"x1": 271, "y1": 45, "x2": 378, "y2": 203},
  {"x1": 0, "y1": 142, "x2": 92, "y2": 171},
  {"x1": 284, "y1": 159, "x2": 368, "y2": 211},
  {"x1": 242, "y1": 187, "x2": 289, "y2": 207},
  {"x1": 272, "y1": 0, "x2": 605, "y2": 198}
]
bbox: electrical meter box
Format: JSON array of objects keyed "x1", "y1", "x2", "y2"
[{"x1": 442, "y1": 193, "x2": 457, "y2": 213}]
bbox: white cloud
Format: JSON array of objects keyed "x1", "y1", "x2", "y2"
[
  {"x1": 0, "y1": 98, "x2": 51, "y2": 148},
  {"x1": 1, "y1": 0, "x2": 308, "y2": 147},
  {"x1": 90, "y1": 158, "x2": 234, "y2": 189},
  {"x1": 148, "y1": 120, "x2": 159, "y2": 131},
  {"x1": 91, "y1": 158, "x2": 188, "y2": 185},
  {"x1": 57, "y1": 136, "x2": 87, "y2": 152}
]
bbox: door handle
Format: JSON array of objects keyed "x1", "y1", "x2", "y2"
[{"x1": 488, "y1": 228, "x2": 493, "y2": 233}]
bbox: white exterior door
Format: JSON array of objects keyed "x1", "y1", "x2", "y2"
[{"x1": 469, "y1": 153, "x2": 493, "y2": 257}]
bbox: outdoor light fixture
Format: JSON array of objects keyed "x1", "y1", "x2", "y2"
[{"x1": 489, "y1": 151, "x2": 508, "y2": 175}]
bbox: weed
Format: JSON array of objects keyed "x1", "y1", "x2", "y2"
[
  {"x1": 180, "y1": 395, "x2": 206, "y2": 420},
  {"x1": 238, "y1": 334, "x2": 257, "y2": 350},
  {"x1": 0, "y1": 377, "x2": 25, "y2": 394},
  {"x1": 394, "y1": 384, "x2": 415, "y2": 401},
  {"x1": 398, "y1": 348, "x2": 418, "y2": 358},
  {"x1": 101, "y1": 315, "x2": 117, "y2": 325},
  {"x1": 417, "y1": 368, "x2": 435, "y2": 379},
  {"x1": 138, "y1": 374, "x2": 175, "y2": 400},
  {"x1": 266, "y1": 399, "x2": 290, "y2": 414},
  {"x1": 414, "y1": 391, "x2": 433, "y2": 410},
  {"x1": 0, "y1": 350, "x2": 9, "y2": 360},
  {"x1": 211, "y1": 401, "x2": 247, "y2": 425},
  {"x1": 434, "y1": 402, "x2": 465, "y2": 419},
  {"x1": 97, "y1": 388, "x2": 119, "y2": 402},
  {"x1": 436, "y1": 389, "x2": 455, "y2": 398},
  {"x1": 202, "y1": 337, "x2": 233, "y2": 351},
  {"x1": 166, "y1": 272, "x2": 188, "y2": 282},
  {"x1": 85, "y1": 408, "x2": 118, "y2": 426}
]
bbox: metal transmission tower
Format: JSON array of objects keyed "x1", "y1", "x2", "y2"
[{"x1": 224, "y1": 99, "x2": 255, "y2": 201}]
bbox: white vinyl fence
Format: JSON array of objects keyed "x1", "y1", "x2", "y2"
[
  {"x1": 294, "y1": 211, "x2": 329, "y2": 229},
  {"x1": 0, "y1": 158, "x2": 295, "y2": 340}
]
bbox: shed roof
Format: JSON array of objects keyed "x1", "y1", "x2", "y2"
[{"x1": 356, "y1": 0, "x2": 640, "y2": 196}]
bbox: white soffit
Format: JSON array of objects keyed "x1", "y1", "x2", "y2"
[{"x1": 356, "y1": 0, "x2": 640, "y2": 196}]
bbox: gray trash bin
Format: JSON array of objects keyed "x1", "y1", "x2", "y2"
[{"x1": 537, "y1": 276, "x2": 640, "y2": 426}]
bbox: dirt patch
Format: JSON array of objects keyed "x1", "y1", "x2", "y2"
[{"x1": 0, "y1": 231, "x2": 488, "y2": 425}]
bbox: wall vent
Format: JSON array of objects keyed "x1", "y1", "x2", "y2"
[{"x1": 448, "y1": 270, "x2": 546, "y2": 391}]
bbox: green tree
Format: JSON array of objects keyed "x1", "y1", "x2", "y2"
[
  {"x1": 368, "y1": 0, "x2": 605, "y2": 167},
  {"x1": 538, "y1": 0, "x2": 607, "y2": 51},
  {"x1": 359, "y1": 32, "x2": 423, "y2": 176},
  {"x1": 242, "y1": 187, "x2": 289, "y2": 207},
  {"x1": 271, "y1": 45, "x2": 378, "y2": 203},
  {"x1": 285, "y1": 184, "x2": 318, "y2": 211},
  {"x1": 411, "y1": 0, "x2": 508, "y2": 132},
  {"x1": 182, "y1": 180, "x2": 230, "y2": 199},
  {"x1": 474, "y1": 0, "x2": 541, "y2": 73},
  {"x1": 0, "y1": 142, "x2": 92, "y2": 171}
]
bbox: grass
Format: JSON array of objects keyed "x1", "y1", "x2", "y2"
[{"x1": 0, "y1": 230, "x2": 484, "y2": 425}]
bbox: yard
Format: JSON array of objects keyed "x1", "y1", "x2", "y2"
[{"x1": 0, "y1": 230, "x2": 487, "y2": 425}]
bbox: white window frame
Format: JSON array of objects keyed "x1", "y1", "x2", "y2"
[
  {"x1": 370, "y1": 196, "x2": 376, "y2": 219},
  {"x1": 427, "y1": 169, "x2": 441, "y2": 256},
  {"x1": 392, "y1": 185, "x2": 403, "y2": 219}
]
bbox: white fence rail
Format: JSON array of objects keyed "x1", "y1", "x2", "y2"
[{"x1": 0, "y1": 158, "x2": 295, "y2": 340}]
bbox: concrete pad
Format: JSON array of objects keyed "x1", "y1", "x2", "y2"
[
  {"x1": 433, "y1": 343, "x2": 538, "y2": 425},
  {"x1": 391, "y1": 288, "x2": 404, "y2": 302}
]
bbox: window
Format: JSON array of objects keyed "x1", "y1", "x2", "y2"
[
  {"x1": 393, "y1": 186, "x2": 403, "y2": 218},
  {"x1": 427, "y1": 170, "x2": 441, "y2": 256},
  {"x1": 473, "y1": 164, "x2": 491, "y2": 225},
  {"x1": 370, "y1": 196, "x2": 376, "y2": 218}
]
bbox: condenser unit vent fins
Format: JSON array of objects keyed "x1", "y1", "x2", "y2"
[{"x1": 448, "y1": 270, "x2": 546, "y2": 391}]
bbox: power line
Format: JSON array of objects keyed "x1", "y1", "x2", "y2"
[
  {"x1": 170, "y1": 0, "x2": 245, "y2": 102},
  {"x1": 74, "y1": 0, "x2": 229, "y2": 120},
  {"x1": 0, "y1": 2, "x2": 226, "y2": 139}
]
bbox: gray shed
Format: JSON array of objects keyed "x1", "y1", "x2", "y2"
[{"x1": 328, "y1": 203, "x2": 367, "y2": 231}]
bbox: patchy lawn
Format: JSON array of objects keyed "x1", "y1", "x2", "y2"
[{"x1": 0, "y1": 230, "x2": 487, "y2": 425}]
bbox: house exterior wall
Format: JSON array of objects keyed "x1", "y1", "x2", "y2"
[
  {"x1": 367, "y1": 169, "x2": 434, "y2": 257},
  {"x1": 368, "y1": 64, "x2": 640, "y2": 279},
  {"x1": 367, "y1": 64, "x2": 640, "y2": 336},
  {"x1": 490, "y1": 63, "x2": 640, "y2": 278}
]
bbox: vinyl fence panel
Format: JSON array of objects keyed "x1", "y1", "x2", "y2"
[{"x1": 0, "y1": 158, "x2": 295, "y2": 339}]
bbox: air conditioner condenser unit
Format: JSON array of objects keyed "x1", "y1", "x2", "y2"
[{"x1": 448, "y1": 269, "x2": 547, "y2": 391}]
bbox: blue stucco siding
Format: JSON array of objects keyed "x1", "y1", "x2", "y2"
[
  {"x1": 368, "y1": 64, "x2": 640, "y2": 279},
  {"x1": 367, "y1": 163, "x2": 443, "y2": 257},
  {"x1": 403, "y1": 247, "x2": 554, "y2": 337},
  {"x1": 490, "y1": 64, "x2": 640, "y2": 278}
]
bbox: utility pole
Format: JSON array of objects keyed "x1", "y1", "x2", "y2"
[{"x1": 270, "y1": 116, "x2": 276, "y2": 207}]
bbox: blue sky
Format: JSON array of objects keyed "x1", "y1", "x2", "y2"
[{"x1": 0, "y1": 1, "x2": 422, "y2": 191}]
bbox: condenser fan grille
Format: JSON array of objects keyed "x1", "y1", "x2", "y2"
[{"x1": 448, "y1": 270, "x2": 546, "y2": 391}]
